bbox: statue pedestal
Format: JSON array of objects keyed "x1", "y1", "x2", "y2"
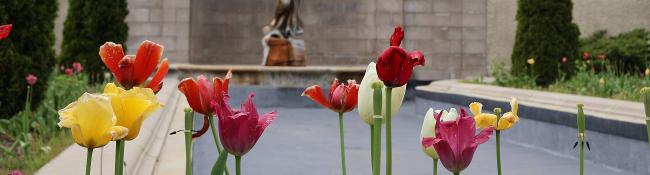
[{"x1": 173, "y1": 64, "x2": 365, "y2": 87}]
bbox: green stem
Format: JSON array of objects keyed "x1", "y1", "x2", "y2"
[
  {"x1": 235, "y1": 156, "x2": 242, "y2": 175},
  {"x1": 580, "y1": 142, "x2": 584, "y2": 175},
  {"x1": 209, "y1": 114, "x2": 231, "y2": 175},
  {"x1": 370, "y1": 125, "x2": 374, "y2": 170},
  {"x1": 385, "y1": 87, "x2": 393, "y2": 175},
  {"x1": 372, "y1": 117, "x2": 382, "y2": 175},
  {"x1": 454, "y1": 172, "x2": 460, "y2": 175},
  {"x1": 184, "y1": 109, "x2": 193, "y2": 175},
  {"x1": 86, "y1": 148, "x2": 93, "y2": 175},
  {"x1": 338, "y1": 112, "x2": 347, "y2": 175},
  {"x1": 433, "y1": 159, "x2": 438, "y2": 175},
  {"x1": 496, "y1": 131, "x2": 502, "y2": 175},
  {"x1": 494, "y1": 108, "x2": 503, "y2": 175},
  {"x1": 115, "y1": 140, "x2": 125, "y2": 175},
  {"x1": 371, "y1": 83, "x2": 383, "y2": 175}
]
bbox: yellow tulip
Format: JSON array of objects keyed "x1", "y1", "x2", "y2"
[
  {"x1": 58, "y1": 93, "x2": 129, "y2": 148},
  {"x1": 103, "y1": 83, "x2": 163, "y2": 140},
  {"x1": 470, "y1": 97, "x2": 519, "y2": 130}
]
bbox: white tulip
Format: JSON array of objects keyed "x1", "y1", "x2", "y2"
[{"x1": 357, "y1": 62, "x2": 407, "y2": 125}]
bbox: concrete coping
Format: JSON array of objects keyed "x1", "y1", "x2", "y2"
[
  {"x1": 170, "y1": 63, "x2": 367, "y2": 73},
  {"x1": 417, "y1": 80, "x2": 645, "y2": 124}
]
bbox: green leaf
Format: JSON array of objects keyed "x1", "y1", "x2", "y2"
[{"x1": 211, "y1": 151, "x2": 229, "y2": 175}]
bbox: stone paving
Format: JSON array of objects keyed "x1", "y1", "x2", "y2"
[{"x1": 193, "y1": 102, "x2": 636, "y2": 175}]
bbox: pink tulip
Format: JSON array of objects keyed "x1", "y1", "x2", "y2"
[
  {"x1": 8, "y1": 170, "x2": 23, "y2": 175},
  {"x1": 422, "y1": 109, "x2": 494, "y2": 174},
  {"x1": 72, "y1": 62, "x2": 83, "y2": 73},
  {"x1": 213, "y1": 93, "x2": 276, "y2": 156},
  {"x1": 25, "y1": 74, "x2": 37, "y2": 85},
  {"x1": 64, "y1": 68, "x2": 74, "y2": 76}
]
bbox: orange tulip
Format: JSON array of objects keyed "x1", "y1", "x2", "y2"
[{"x1": 99, "y1": 40, "x2": 169, "y2": 93}]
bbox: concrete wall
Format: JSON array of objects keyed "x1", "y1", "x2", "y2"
[
  {"x1": 125, "y1": 0, "x2": 190, "y2": 63},
  {"x1": 487, "y1": 0, "x2": 650, "y2": 69},
  {"x1": 190, "y1": 0, "x2": 488, "y2": 80}
]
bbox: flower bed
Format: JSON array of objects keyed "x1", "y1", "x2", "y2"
[
  {"x1": 0, "y1": 69, "x2": 100, "y2": 174},
  {"x1": 478, "y1": 59, "x2": 650, "y2": 102}
]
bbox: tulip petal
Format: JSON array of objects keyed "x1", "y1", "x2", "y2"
[
  {"x1": 198, "y1": 75, "x2": 216, "y2": 113},
  {"x1": 410, "y1": 50, "x2": 426, "y2": 66},
  {"x1": 258, "y1": 111, "x2": 277, "y2": 133},
  {"x1": 133, "y1": 40, "x2": 164, "y2": 85},
  {"x1": 108, "y1": 126, "x2": 129, "y2": 141},
  {"x1": 240, "y1": 93, "x2": 259, "y2": 118},
  {"x1": 474, "y1": 113, "x2": 497, "y2": 129},
  {"x1": 118, "y1": 56, "x2": 136, "y2": 89},
  {"x1": 302, "y1": 85, "x2": 332, "y2": 110},
  {"x1": 145, "y1": 58, "x2": 169, "y2": 93},
  {"x1": 341, "y1": 80, "x2": 359, "y2": 112},
  {"x1": 474, "y1": 126, "x2": 494, "y2": 145},
  {"x1": 510, "y1": 97, "x2": 519, "y2": 116},
  {"x1": 0, "y1": 24, "x2": 12, "y2": 40},
  {"x1": 99, "y1": 42, "x2": 125, "y2": 82},
  {"x1": 389, "y1": 26, "x2": 404, "y2": 46},
  {"x1": 420, "y1": 108, "x2": 439, "y2": 159},
  {"x1": 192, "y1": 115, "x2": 211, "y2": 138},
  {"x1": 469, "y1": 102, "x2": 482, "y2": 115},
  {"x1": 179, "y1": 78, "x2": 208, "y2": 115}
]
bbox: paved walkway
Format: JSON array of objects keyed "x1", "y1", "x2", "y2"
[{"x1": 192, "y1": 102, "x2": 635, "y2": 175}]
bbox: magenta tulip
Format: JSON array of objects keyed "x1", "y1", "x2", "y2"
[
  {"x1": 213, "y1": 93, "x2": 277, "y2": 156},
  {"x1": 422, "y1": 108, "x2": 494, "y2": 174}
]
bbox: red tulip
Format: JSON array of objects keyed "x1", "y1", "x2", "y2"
[
  {"x1": 99, "y1": 41, "x2": 169, "y2": 93},
  {"x1": 177, "y1": 70, "x2": 232, "y2": 138},
  {"x1": 25, "y1": 74, "x2": 37, "y2": 85},
  {"x1": 213, "y1": 93, "x2": 277, "y2": 156},
  {"x1": 0, "y1": 24, "x2": 12, "y2": 40},
  {"x1": 72, "y1": 62, "x2": 83, "y2": 73},
  {"x1": 302, "y1": 79, "x2": 359, "y2": 113},
  {"x1": 376, "y1": 26, "x2": 425, "y2": 88},
  {"x1": 561, "y1": 57, "x2": 568, "y2": 64},
  {"x1": 582, "y1": 52, "x2": 590, "y2": 60},
  {"x1": 422, "y1": 109, "x2": 494, "y2": 174}
]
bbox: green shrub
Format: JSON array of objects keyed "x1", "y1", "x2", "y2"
[
  {"x1": 0, "y1": 1, "x2": 58, "y2": 118},
  {"x1": 511, "y1": 0, "x2": 580, "y2": 86},
  {"x1": 580, "y1": 29, "x2": 650, "y2": 73},
  {"x1": 59, "y1": 0, "x2": 129, "y2": 83}
]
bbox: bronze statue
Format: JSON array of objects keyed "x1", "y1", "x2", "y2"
[{"x1": 262, "y1": 0, "x2": 306, "y2": 66}]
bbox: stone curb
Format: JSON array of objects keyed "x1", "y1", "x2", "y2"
[{"x1": 415, "y1": 79, "x2": 647, "y2": 141}]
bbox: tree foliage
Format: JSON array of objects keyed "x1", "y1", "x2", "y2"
[
  {"x1": 511, "y1": 0, "x2": 580, "y2": 86},
  {"x1": 0, "y1": 1, "x2": 58, "y2": 118}
]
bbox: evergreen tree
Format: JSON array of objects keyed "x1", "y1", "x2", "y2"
[
  {"x1": 59, "y1": 0, "x2": 129, "y2": 83},
  {"x1": 0, "y1": 0, "x2": 58, "y2": 118},
  {"x1": 511, "y1": 0, "x2": 580, "y2": 86}
]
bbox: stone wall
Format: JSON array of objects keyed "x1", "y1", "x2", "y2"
[
  {"x1": 487, "y1": 0, "x2": 650, "y2": 69},
  {"x1": 190, "y1": 0, "x2": 488, "y2": 80},
  {"x1": 125, "y1": 0, "x2": 190, "y2": 63}
]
